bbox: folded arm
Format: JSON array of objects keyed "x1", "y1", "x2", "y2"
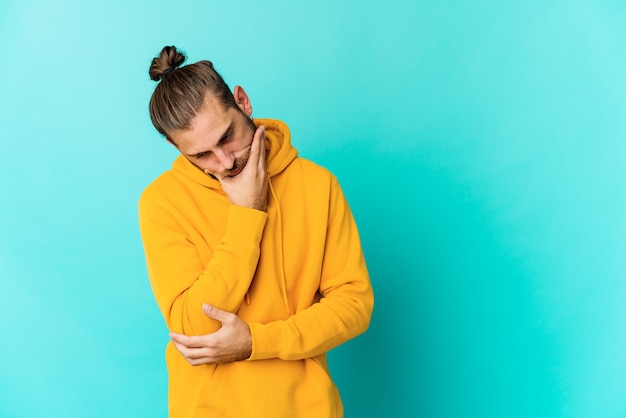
[
  {"x1": 139, "y1": 202, "x2": 267, "y2": 335},
  {"x1": 169, "y1": 176, "x2": 374, "y2": 364},
  {"x1": 140, "y1": 125, "x2": 270, "y2": 336}
]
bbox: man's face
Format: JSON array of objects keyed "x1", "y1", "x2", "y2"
[{"x1": 169, "y1": 95, "x2": 256, "y2": 178}]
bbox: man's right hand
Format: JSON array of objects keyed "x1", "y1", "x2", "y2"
[{"x1": 216, "y1": 125, "x2": 268, "y2": 212}]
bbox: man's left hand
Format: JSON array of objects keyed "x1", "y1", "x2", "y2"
[{"x1": 169, "y1": 304, "x2": 252, "y2": 366}]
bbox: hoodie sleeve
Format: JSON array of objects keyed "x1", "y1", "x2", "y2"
[
  {"x1": 139, "y1": 192, "x2": 268, "y2": 336},
  {"x1": 247, "y1": 175, "x2": 374, "y2": 360}
]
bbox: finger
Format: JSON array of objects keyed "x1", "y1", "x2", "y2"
[
  {"x1": 202, "y1": 303, "x2": 235, "y2": 324},
  {"x1": 188, "y1": 356, "x2": 217, "y2": 366},
  {"x1": 171, "y1": 338, "x2": 193, "y2": 356},
  {"x1": 169, "y1": 332, "x2": 189, "y2": 345},
  {"x1": 170, "y1": 332, "x2": 205, "y2": 348},
  {"x1": 172, "y1": 341, "x2": 212, "y2": 362},
  {"x1": 255, "y1": 125, "x2": 266, "y2": 171},
  {"x1": 171, "y1": 336, "x2": 215, "y2": 357},
  {"x1": 247, "y1": 125, "x2": 265, "y2": 167}
]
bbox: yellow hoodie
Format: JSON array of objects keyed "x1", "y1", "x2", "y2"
[{"x1": 139, "y1": 119, "x2": 374, "y2": 418}]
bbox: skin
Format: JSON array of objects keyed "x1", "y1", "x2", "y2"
[
  {"x1": 170, "y1": 304, "x2": 253, "y2": 365},
  {"x1": 167, "y1": 86, "x2": 266, "y2": 365}
]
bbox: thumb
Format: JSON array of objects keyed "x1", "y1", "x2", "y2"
[{"x1": 202, "y1": 303, "x2": 230, "y2": 323}]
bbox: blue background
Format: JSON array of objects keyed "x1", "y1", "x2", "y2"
[{"x1": 1, "y1": 1, "x2": 625, "y2": 417}]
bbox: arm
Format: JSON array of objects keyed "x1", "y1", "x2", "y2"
[
  {"x1": 139, "y1": 126, "x2": 269, "y2": 336},
  {"x1": 169, "y1": 177, "x2": 373, "y2": 365},
  {"x1": 248, "y1": 175, "x2": 374, "y2": 360},
  {"x1": 139, "y1": 202, "x2": 266, "y2": 336}
]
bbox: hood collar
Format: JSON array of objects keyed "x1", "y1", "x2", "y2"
[{"x1": 172, "y1": 119, "x2": 298, "y2": 189}]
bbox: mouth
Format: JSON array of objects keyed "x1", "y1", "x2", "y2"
[{"x1": 227, "y1": 158, "x2": 248, "y2": 177}]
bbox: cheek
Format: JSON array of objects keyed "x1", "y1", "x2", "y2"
[
  {"x1": 227, "y1": 141, "x2": 251, "y2": 160},
  {"x1": 233, "y1": 127, "x2": 255, "y2": 153},
  {"x1": 195, "y1": 158, "x2": 220, "y2": 174},
  {"x1": 234, "y1": 148, "x2": 250, "y2": 162}
]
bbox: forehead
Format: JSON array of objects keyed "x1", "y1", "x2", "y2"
[{"x1": 170, "y1": 95, "x2": 234, "y2": 154}]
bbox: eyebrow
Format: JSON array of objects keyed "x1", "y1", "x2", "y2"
[{"x1": 191, "y1": 121, "x2": 233, "y2": 158}]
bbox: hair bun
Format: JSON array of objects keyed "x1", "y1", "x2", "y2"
[{"x1": 149, "y1": 46, "x2": 187, "y2": 81}]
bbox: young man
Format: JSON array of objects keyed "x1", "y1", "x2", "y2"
[{"x1": 139, "y1": 46, "x2": 374, "y2": 418}]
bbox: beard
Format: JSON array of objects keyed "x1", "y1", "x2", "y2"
[
  {"x1": 219, "y1": 114, "x2": 255, "y2": 177},
  {"x1": 198, "y1": 111, "x2": 257, "y2": 179},
  {"x1": 221, "y1": 149, "x2": 250, "y2": 177}
]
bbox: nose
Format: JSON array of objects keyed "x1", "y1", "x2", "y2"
[{"x1": 214, "y1": 148, "x2": 235, "y2": 171}]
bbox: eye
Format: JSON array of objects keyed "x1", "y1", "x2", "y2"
[
  {"x1": 219, "y1": 135, "x2": 233, "y2": 146},
  {"x1": 196, "y1": 152, "x2": 207, "y2": 159}
]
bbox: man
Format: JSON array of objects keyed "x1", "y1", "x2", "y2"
[{"x1": 139, "y1": 45, "x2": 374, "y2": 418}]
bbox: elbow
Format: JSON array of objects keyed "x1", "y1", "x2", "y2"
[
  {"x1": 166, "y1": 290, "x2": 224, "y2": 335},
  {"x1": 165, "y1": 295, "x2": 186, "y2": 333},
  {"x1": 351, "y1": 292, "x2": 374, "y2": 337},
  {"x1": 165, "y1": 290, "x2": 198, "y2": 335},
  {"x1": 361, "y1": 296, "x2": 375, "y2": 333}
]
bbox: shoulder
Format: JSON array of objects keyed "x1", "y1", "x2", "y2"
[
  {"x1": 138, "y1": 169, "x2": 180, "y2": 210},
  {"x1": 281, "y1": 158, "x2": 344, "y2": 203},
  {"x1": 290, "y1": 157, "x2": 338, "y2": 182}
]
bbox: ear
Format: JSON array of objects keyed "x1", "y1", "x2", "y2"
[{"x1": 233, "y1": 85, "x2": 253, "y2": 117}]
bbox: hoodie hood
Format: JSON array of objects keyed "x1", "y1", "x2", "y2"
[{"x1": 172, "y1": 118, "x2": 298, "y2": 189}]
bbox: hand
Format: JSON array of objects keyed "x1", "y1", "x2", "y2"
[
  {"x1": 169, "y1": 304, "x2": 253, "y2": 366},
  {"x1": 216, "y1": 125, "x2": 268, "y2": 211}
]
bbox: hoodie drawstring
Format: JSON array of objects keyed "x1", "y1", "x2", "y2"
[{"x1": 268, "y1": 177, "x2": 291, "y2": 314}]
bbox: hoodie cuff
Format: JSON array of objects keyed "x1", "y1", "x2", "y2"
[
  {"x1": 247, "y1": 321, "x2": 281, "y2": 360},
  {"x1": 223, "y1": 205, "x2": 268, "y2": 246}
]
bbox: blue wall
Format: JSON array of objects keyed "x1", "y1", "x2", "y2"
[{"x1": 1, "y1": 1, "x2": 625, "y2": 417}]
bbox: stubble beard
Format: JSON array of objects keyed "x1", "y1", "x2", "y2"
[
  {"x1": 222, "y1": 150, "x2": 250, "y2": 177},
  {"x1": 221, "y1": 115, "x2": 256, "y2": 178}
]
